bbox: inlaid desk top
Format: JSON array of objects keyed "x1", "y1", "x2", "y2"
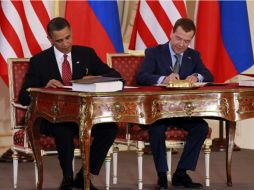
[{"x1": 26, "y1": 83, "x2": 254, "y2": 189}]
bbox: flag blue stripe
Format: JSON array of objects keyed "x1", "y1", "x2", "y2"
[
  {"x1": 88, "y1": 0, "x2": 124, "y2": 52},
  {"x1": 219, "y1": 1, "x2": 253, "y2": 73}
]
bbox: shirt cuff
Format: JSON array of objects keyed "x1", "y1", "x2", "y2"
[
  {"x1": 157, "y1": 76, "x2": 166, "y2": 84},
  {"x1": 193, "y1": 73, "x2": 204, "y2": 82}
]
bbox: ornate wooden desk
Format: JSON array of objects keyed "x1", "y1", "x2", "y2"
[{"x1": 26, "y1": 84, "x2": 254, "y2": 189}]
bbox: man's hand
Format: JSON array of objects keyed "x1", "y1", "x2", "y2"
[
  {"x1": 45, "y1": 79, "x2": 64, "y2": 88},
  {"x1": 162, "y1": 73, "x2": 180, "y2": 84},
  {"x1": 186, "y1": 75, "x2": 198, "y2": 83}
]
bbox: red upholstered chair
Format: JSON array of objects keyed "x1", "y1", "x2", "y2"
[
  {"x1": 7, "y1": 58, "x2": 81, "y2": 188},
  {"x1": 106, "y1": 53, "x2": 212, "y2": 189}
]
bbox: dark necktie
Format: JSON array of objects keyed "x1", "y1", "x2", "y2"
[
  {"x1": 62, "y1": 54, "x2": 72, "y2": 86},
  {"x1": 173, "y1": 54, "x2": 181, "y2": 74}
]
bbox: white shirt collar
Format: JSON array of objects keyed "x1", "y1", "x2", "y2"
[
  {"x1": 53, "y1": 46, "x2": 72, "y2": 76},
  {"x1": 168, "y1": 42, "x2": 183, "y2": 57},
  {"x1": 53, "y1": 46, "x2": 72, "y2": 63}
]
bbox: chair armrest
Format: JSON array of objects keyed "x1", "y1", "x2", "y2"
[{"x1": 11, "y1": 101, "x2": 27, "y2": 109}]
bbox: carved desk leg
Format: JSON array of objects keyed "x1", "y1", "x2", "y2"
[
  {"x1": 26, "y1": 108, "x2": 43, "y2": 189},
  {"x1": 80, "y1": 98, "x2": 92, "y2": 190},
  {"x1": 226, "y1": 120, "x2": 236, "y2": 187}
]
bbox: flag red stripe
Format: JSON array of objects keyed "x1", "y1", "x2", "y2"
[
  {"x1": 0, "y1": 54, "x2": 9, "y2": 86},
  {"x1": 173, "y1": 0, "x2": 187, "y2": 17},
  {"x1": 0, "y1": 5, "x2": 24, "y2": 57},
  {"x1": 128, "y1": 2, "x2": 140, "y2": 50},
  {"x1": 12, "y1": 1, "x2": 41, "y2": 55},
  {"x1": 30, "y1": 1, "x2": 50, "y2": 32},
  {"x1": 146, "y1": 1, "x2": 172, "y2": 38}
]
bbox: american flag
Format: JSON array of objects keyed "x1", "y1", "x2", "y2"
[
  {"x1": 0, "y1": 0, "x2": 53, "y2": 85},
  {"x1": 129, "y1": 0, "x2": 187, "y2": 50}
]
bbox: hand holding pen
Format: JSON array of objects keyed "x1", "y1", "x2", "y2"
[{"x1": 162, "y1": 73, "x2": 180, "y2": 84}]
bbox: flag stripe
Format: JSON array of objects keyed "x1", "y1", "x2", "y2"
[
  {"x1": 129, "y1": 0, "x2": 187, "y2": 50},
  {"x1": 163, "y1": 0, "x2": 186, "y2": 24},
  {"x1": 0, "y1": 54, "x2": 8, "y2": 85},
  {"x1": 219, "y1": 1, "x2": 253, "y2": 72},
  {"x1": 24, "y1": 1, "x2": 51, "y2": 50},
  {"x1": 172, "y1": 0, "x2": 187, "y2": 17},
  {"x1": 0, "y1": 2, "x2": 25, "y2": 57},
  {"x1": 0, "y1": 29, "x2": 17, "y2": 61},
  {"x1": 195, "y1": 0, "x2": 253, "y2": 82},
  {"x1": 65, "y1": 1, "x2": 123, "y2": 62},
  {"x1": 140, "y1": 1, "x2": 168, "y2": 44},
  {"x1": 87, "y1": 1, "x2": 123, "y2": 53},
  {"x1": 0, "y1": 0, "x2": 52, "y2": 86},
  {"x1": 146, "y1": 1, "x2": 171, "y2": 39},
  {"x1": 135, "y1": 32, "x2": 146, "y2": 50},
  {"x1": 195, "y1": 1, "x2": 238, "y2": 82},
  {"x1": 12, "y1": 1, "x2": 40, "y2": 56},
  {"x1": 136, "y1": 14, "x2": 157, "y2": 48},
  {"x1": 30, "y1": 1, "x2": 50, "y2": 31}
]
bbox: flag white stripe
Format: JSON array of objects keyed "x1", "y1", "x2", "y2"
[
  {"x1": 140, "y1": 1, "x2": 168, "y2": 44},
  {"x1": 42, "y1": 0, "x2": 53, "y2": 19},
  {"x1": 23, "y1": 1, "x2": 51, "y2": 51},
  {"x1": 1, "y1": 1, "x2": 31, "y2": 57},
  {"x1": 160, "y1": 0, "x2": 182, "y2": 26}
]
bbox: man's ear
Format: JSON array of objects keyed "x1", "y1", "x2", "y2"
[
  {"x1": 47, "y1": 35, "x2": 53, "y2": 45},
  {"x1": 170, "y1": 31, "x2": 173, "y2": 39}
]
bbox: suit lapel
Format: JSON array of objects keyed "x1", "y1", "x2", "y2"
[
  {"x1": 48, "y1": 47, "x2": 62, "y2": 81},
  {"x1": 71, "y1": 47, "x2": 82, "y2": 79},
  {"x1": 161, "y1": 42, "x2": 173, "y2": 73},
  {"x1": 180, "y1": 49, "x2": 194, "y2": 76}
]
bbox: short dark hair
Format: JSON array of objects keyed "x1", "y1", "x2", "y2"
[
  {"x1": 173, "y1": 18, "x2": 196, "y2": 36},
  {"x1": 47, "y1": 17, "x2": 70, "y2": 37}
]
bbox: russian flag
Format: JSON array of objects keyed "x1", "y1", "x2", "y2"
[
  {"x1": 195, "y1": 1, "x2": 253, "y2": 82},
  {"x1": 65, "y1": 0, "x2": 123, "y2": 63}
]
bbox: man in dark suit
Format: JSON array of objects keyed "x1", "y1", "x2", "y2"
[
  {"x1": 136, "y1": 18, "x2": 214, "y2": 189},
  {"x1": 19, "y1": 17, "x2": 121, "y2": 190}
]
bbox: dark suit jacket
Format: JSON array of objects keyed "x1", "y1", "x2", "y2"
[
  {"x1": 19, "y1": 45, "x2": 121, "y2": 105},
  {"x1": 136, "y1": 42, "x2": 214, "y2": 85}
]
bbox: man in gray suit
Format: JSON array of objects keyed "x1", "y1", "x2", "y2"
[
  {"x1": 137, "y1": 18, "x2": 213, "y2": 189},
  {"x1": 19, "y1": 17, "x2": 121, "y2": 190}
]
